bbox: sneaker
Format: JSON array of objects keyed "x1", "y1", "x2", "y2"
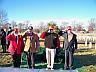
[
  {"x1": 64, "y1": 66, "x2": 69, "y2": 70},
  {"x1": 46, "y1": 67, "x2": 50, "y2": 70},
  {"x1": 51, "y1": 68, "x2": 54, "y2": 70},
  {"x1": 64, "y1": 67, "x2": 67, "y2": 70},
  {"x1": 28, "y1": 66, "x2": 32, "y2": 69},
  {"x1": 69, "y1": 67, "x2": 72, "y2": 70}
]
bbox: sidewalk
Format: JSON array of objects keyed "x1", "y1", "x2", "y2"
[{"x1": 0, "y1": 67, "x2": 78, "y2": 72}]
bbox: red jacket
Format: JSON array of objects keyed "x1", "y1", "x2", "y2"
[
  {"x1": 40, "y1": 32, "x2": 60, "y2": 48},
  {"x1": 6, "y1": 33, "x2": 24, "y2": 55}
]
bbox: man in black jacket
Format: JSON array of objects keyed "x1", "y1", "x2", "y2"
[
  {"x1": 59, "y1": 26, "x2": 77, "y2": 70},
  {"x1": 1, "y1": 29, "x2": 6, "y2": 53}
]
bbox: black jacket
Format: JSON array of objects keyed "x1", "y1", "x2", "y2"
[
  {"x1": 1, "y1": 31, "x2": 6, "y2": 45},
  {"x1": 45, "y1": 32, "x2": 59, "y2": 49}
]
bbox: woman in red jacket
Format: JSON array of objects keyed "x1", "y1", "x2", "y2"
[{"x1": 6, "y1": 27, "x2": 24, "y2": 68}]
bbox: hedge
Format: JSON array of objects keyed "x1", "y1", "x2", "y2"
[{"x1": 21, "y1": 47, "x2": 65, "y2": 63}]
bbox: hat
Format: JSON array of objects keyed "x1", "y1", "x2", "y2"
[
  {"x1": 28, "y1": 26, "x2": 33, "y2": 30},
  {"x1": 66, "y1": 26, "x2": 72, "y2": 30}
]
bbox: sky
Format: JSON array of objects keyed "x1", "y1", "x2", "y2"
[{"x1": 0, "y1": 0, "x2": 96, "y2": 22}]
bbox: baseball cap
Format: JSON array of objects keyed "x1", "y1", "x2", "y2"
[{"x1": 28, "y1": 26, "x2": 33, "y2": 30}]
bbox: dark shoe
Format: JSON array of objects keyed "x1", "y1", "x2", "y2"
[
  {"x1": 28, "y1": 66, "x2": 32, "y2": 69},
  {"x1": 64, "y1": 67, "x2": 68, "y2": 70},
  {"x1": 64, "y1": 67, "x2": 67, "y2": 70}
]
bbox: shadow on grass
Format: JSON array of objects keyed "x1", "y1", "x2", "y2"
[
  {"x1": 0, "y1": 64, "x2": 12, "y2": 67},
  {"x1": 1, "y1": 54, "x2": 96, "y2": 70},
  {"x1": 73, "y1": 54, "x2": 96, "y2": 69}
]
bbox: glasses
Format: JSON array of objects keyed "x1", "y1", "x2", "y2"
[{"x1": 49, "y1": 29, "x2": 53, "y2": 30}]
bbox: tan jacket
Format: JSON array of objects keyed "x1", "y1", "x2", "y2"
[{"x1": 24, "y1": 33, "x2": 39, "y2": 53}]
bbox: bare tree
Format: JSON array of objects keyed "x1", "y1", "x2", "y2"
[
  {"x1": 38, "y1": 22, "x2": 47, "y2": 32},
  {"x1": 77, "y1": 24, "x2": 83, "y2": 31},
  {"x1": 88, "y1": 18, "x2": 96, "y2": 32},
  {"x1": 0, "y1": 9, "x2": 8, "y2": 25},
  {"x1": 11, "y1": 21, "x2": 17, "y2": 28}
]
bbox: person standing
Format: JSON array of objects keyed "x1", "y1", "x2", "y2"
[
  {"x1": 1, "y1": 29, "x2": 6, "y2": 53},
  {"x1": 40, "y1": 25, "x2": 60, "y2": 70},
  {"x1": 23, "y1": 26, "x2": 39, "y2": 69},
  {"x1": 7, "y1": 27, "x2": 13, "y2": 35},
  {"x1": 59, "y1": 26, "x2": 77, "y2": 70},
  {"x1": 7, "y1": 27, "x2": 13, "y2": 49},
  {"x1": 6, "y1": 27, "x2": 24, "y2": 68}
]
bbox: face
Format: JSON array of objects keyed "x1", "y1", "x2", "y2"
[
  {"x1": 48, "y1": 27, "x2": 54, "y2": 33},
  {"x1": 29, "y1": 29, "x2": 33, "y2": 32},
  {"x1": 67, "y1": 29, "x2": 72, "y2": 34},
  {"x1": 14, "y1": 28, "x2": 19, "y2": 33}
]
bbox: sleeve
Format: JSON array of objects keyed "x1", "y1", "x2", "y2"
[
  {"x1": 58, "y1": 31, "x2": 63, "y2": 36},
  {"x1": 1, "y1": 32, "x2": 6, "y2": 39},
  {"x1": 22, "y1": 32, "x2": 27, "y2": 38},
  {"x1": 40, "y1": 32, "x2": 46, "y2": 39},
  {"x1": 35, "y1": 34, "x2": 40, "y2": 49},
  {"x1": 6, "y1": 34, "x2": 13, "y2": 41},
  {"x1": 22, "y1": 30, "x2": 28, "y2": 37}
]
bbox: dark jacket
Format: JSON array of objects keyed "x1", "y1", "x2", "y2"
[
  {"x1": 40, "y1": 32, "x2": 60, "y2": 49},
  {"x1": 23, "y1": 32, "x2": 39, "y2": 53},
  {"x1": 1, "y1": 31, "x2": 6, "y2": 45}
]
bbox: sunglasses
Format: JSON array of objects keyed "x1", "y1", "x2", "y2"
[{"x1": 49, "y1": 29, "x2": 53, "y2": 30}]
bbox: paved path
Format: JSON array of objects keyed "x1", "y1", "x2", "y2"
[{"x1": 0, "y1": 67, "x2": 78, "y2": 72}]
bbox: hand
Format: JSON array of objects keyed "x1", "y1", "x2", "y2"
[
  {"x1": 56, "y1": 46, "x2": 61, "y2": 48},
  {"x1": 22, "y1": 29, "x2": 29, "y2": 36}
]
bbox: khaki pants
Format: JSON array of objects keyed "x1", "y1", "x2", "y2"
[{"x1": 46, "y1": 48, "x2": 56, "y2": 68}]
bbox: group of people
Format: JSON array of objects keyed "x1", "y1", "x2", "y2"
[{"x1": 0, "y1": 24, "x2": 77, "y2": 70}]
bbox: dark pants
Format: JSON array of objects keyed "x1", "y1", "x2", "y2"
[
  {"x1": 2, "y1": 45, "x2": 6, "y2": 53},
  {"x1": 12, "y1": 54, "x2": 21, "y2": 68},
  {"x1": 26, "y1": 52, "x2": 35, "y2": 68},
  {"x1": 64, "y1": 50, "x2": 73, "y2": 69}
]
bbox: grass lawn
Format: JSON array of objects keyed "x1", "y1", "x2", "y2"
[{"x1": 0, "y1": 46, "x2": 96, "y2": 72}]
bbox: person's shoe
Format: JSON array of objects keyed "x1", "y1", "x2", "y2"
[
  {"x1": 69, "y1": 67, "x2": 73, "y2": 70},
  {"x1": 64, "y1": 67, "x2": 67, "y2": 70},
  {"x1": 51, "y1": 68, "x2": 54, "y2": 70},
  {"x1": 46, "y1": 65, "x2": 51, "y2": 70},
  {"x1": 46, "y1": 67, "x2": 50, "y2": 70},
  {"x1": 64, "y1": 66, "x2": 69, "y2": 70},
  {"x1": 28, "y1": 66, "x2": 32, "y2": 69}
]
